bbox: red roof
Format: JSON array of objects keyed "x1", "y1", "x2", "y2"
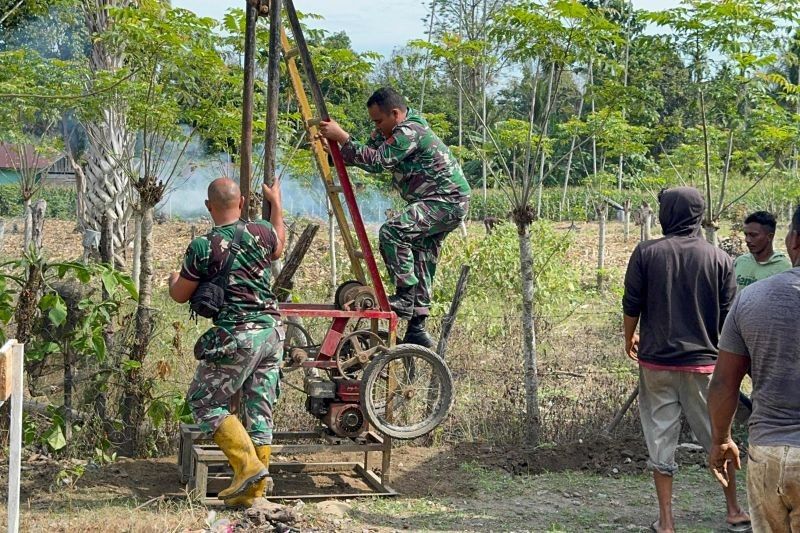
[{"x1": 0, "y1": 143, "x2": 63, "y2": 171}]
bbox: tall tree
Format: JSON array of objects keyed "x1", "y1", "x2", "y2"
[
  {"x1": 81, "y1": 0, "x2": 135, "y2": 267},
  {"x1": 648, "y1": 0, "x2": 800, "y2": 244},
  {"x1": 96, "y1": 0, "x2": 235, "y2": 454},
  {"x1": 490, "y1": 0, "x2": 621, "y2": 444}
]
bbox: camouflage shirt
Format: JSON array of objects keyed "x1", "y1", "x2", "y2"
[
  {"x1": 340, "y1": 108, "x2": 471, "y2": 204},
  {"x1": 180, "y1": 219, "x2": 279, "y2": 328}
]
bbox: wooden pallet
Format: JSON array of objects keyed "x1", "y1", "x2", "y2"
[
  {"x1": 182, "y1": 426, "x2": 396, "y2": 504},
  {"x1": 178, "y1": 424, "x2": 210, "y2": 485}
]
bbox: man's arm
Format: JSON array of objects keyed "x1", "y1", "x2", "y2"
[
  {"x1": 708, "y1": 349, "x2": 749, "y2": 486},
  {"x1": 319, "y1": 119, "x2": 417, "y2": 171},
  {"x1": 342, "y1": 126, "x2": 417, "y2": 170},
  {"x1": 262, "y1": 179, "x2": 284, "y2": 259},
  {"x1": 623, "y1": 314, "x2": 640, "y2": 361},
  {"x1": 168, "y1": 272, "x2": 198, "y2": 303},
  {"x1": 622, "y1": 246, "x2": 643, "y2": 361},
  {"x1": 318, "y1": 120, "x2": 384, "y2": 173}
]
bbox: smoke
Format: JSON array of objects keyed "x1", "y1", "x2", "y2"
[{"x1": 157, "y1": 147, "x2": 393, "y2": 225}]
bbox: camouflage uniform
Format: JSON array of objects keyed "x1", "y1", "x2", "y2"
[
  {"x1": 340, "y1": 108, "x2": 470, "y2": 313},
  {"x1": 182, "y1": 220, "x2": 283, "y2": 445}
]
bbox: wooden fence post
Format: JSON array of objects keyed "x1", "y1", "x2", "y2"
[
  {"x1": 2, "y1": 340, "x2": 24, "y2": 533},
  {"x1": 596, "y1": 203, "x2": 607, "y2": 291}
]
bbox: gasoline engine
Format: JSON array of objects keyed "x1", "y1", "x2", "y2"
[{"x1": 304, "y1": 376, "x2": 368, "y2": 438}]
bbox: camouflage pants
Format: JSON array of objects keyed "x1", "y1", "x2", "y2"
[
  {"x1": 187, "y1": 322, "x2": 284, "y2": 445},
  {"x1": 379, "y1": 199, "x2": 468, "y2": 313}
]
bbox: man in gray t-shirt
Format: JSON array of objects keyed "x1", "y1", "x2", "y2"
[{"x1": 708, "y1": 205, "x2": 800, "y2": 532}]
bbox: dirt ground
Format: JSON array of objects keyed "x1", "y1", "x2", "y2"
[{"x1": 0, "y1": 436, "x2": 744, "y2": 532}]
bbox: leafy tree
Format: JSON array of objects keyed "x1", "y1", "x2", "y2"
[
  {"x1": 488, "y1": 0, "x2": 622, "y2": 444},
  {"x1": 647, "y1": 0, "x2": 800, "y2": 243},
  {"x1": 94, "y1": 0, "x2": 235, "y2": 455}
]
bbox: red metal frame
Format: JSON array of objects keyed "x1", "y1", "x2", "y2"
[
  {"x1": 327, "y1": 142, "x2": 391, "y2": 312},
  {"x1": 279, "y1": 303, "x2": 399, "y2": 361},
  {"x1": 278, "y1": 0, "x2": 397, "y2": 366}
]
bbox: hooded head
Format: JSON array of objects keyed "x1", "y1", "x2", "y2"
[{"x1": 658, "y1": 187, "x2": 704, "y2": 237}]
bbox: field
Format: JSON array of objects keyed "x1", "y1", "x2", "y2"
[{"x1": 0, "y1": 215, "x2": 755, "y2": 532}]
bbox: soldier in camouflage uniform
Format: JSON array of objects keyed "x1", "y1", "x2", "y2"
[
  {"x1": 168, "y1": 177, "x2": 285, "y2": 507},
  {"x1": 319, "y1": 87, "x2": 470, "y2": 348}
]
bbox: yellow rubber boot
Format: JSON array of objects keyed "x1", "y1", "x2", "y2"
[
  {"x1": 213, "y1": 416, "x2": 269, "y2": 500},
  {"x1": 224, "y1": 445, "x2": 272, "y2": 508}
]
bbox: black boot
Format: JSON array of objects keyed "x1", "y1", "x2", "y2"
[
  {"x1": 388, "y1": 285, "x2": 415, "y2": 319},
  {"x1": 402, "y1": 315, "x2": 436, "y2": 349}
]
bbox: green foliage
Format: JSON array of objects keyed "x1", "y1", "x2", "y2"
[
  {"x1": 0, "y1": 185, "x2": 77, "y2": 219},
  {"x1": 433, "y1": 220, "x2": 583, "y2": 322},
  {"x1": 0, "y1": 254, "x2": 137, "y2": 455}
]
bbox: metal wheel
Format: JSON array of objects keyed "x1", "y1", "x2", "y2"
[
  {"x1": 334, "y1": 280, "x2": 363, "y2": 310},
  {"x1": 361, "y1": 344, "x2": 454, "y2": 440},
  {"x1": 333, "y1": 330, "x2": 386, "y2": 379}
]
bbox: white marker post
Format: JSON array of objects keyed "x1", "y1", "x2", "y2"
[{"x1": 1, "y1": 340, "x2": 23, "y2": 533}]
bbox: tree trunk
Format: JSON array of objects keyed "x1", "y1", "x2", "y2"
[
  {"x1": 63, "y1": 348, "x2": 73, "y2": 442},
  {"x1": 516, "y1": 220, "x2": 540, "y2": 445},
  {"x1": 589, "y1": 56, "x2": 597, "y2": 178},
  {"x1": 623, "y1": 199, "x2": 631, "y2": 242},
  {"x1": 596, "y1": 203, "x2": 607, "y2": 291},
  {"x1": 457, "y1": 17, "x2": 463, "y2": 160},
  {"x1": 131, "y1": 210, "x2": 142, "y2": 293},
  {"x1": 22, "y1": 198, "x2": 32, "y2": 251},
  {"x1": 30, "y1": 199, "x2": 46, "y2": 254},
  {"x1": 536, "y1": 65, "x2": 555, "y2": 220},
  {"x1": 699, "y1": 91, "x2": 716, "y2": 245},
  {"x1": 83, "y1": 0, "x2": 133, "y2": 269},
  {"x1": 120, "y1": 205, "x2": 154, "y2": 456},
  {"x1": 644, "y1": 207, "x2": 652, "y2": 241},
  {"x1": 536, "y1": 160, "x2": 545, "y2": 219},
  {"x1": 480, "y1": 0, "x2": 488, "y2": 216},
  {"x1": 704, "y1": 225, "x2": 718, "y2": 247},
  {"x1": 560, "y1": 81, "x2": 584, "y2": 218},
  {"x1": 67, "y1": 153, "x2": 87, "y2": 232},
  {"x1": 89, "y1": 214, "x2": 115, "y2": 424},
  {"x1": 618, "y1": 15, "x2": 630, "y2": 191}
]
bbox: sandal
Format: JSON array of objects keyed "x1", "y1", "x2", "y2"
[{"x1": 727, "y1": 520, "x2": 752, "y2": 533}]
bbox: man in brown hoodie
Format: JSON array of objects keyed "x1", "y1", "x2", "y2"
[{"x1": 622, "y1": 187, "x2": 750, "y2": 533}]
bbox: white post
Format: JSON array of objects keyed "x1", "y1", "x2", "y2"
[{"x1": 3, "y1": 340, "x2": 23, "y2": 533}]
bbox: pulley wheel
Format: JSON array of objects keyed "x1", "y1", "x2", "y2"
[
  {"x1": 333, "y1": 330, "x2": 386, "y2": 379},
  {"x1": 334, "y1": 280, "x2": 364, "y2": 310}
]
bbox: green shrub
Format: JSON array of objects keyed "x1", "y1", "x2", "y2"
[
  {"x1": 432, "y1": 220, "x2": 584, "y2": 324},
  {"x1": 0, "y1": 184, "x2": 77, "y2": 219}
]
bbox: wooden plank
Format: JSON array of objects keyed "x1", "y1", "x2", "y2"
[
  {"x1": 179, "y1": 424, "x2": 206, "y2": 484},
  {"x1": 8, "y1": 341, "x2": 23, "y2": 533},
  {"x1": 0, "y1": 340, "x2": 13, "y2": 402},
  {"x1": 196, "y1": 441, "x2": 386, "y2": 461},
  {"x1": 196, "y1": 461, "x2": 397, "y2": 504},
  {"x1": 355, "y1": 464, "x2": 397, "y2": 496},
  {"x1": 193, "y1": 460, "x2": 208, "y2": 497},
  {"x1": 272, "y1": 224, "x2": 319, "y2": 300}
]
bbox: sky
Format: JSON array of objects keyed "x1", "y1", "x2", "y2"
[{"x1": 172, "y1": 0, "x2": 683, "y2": 58}]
